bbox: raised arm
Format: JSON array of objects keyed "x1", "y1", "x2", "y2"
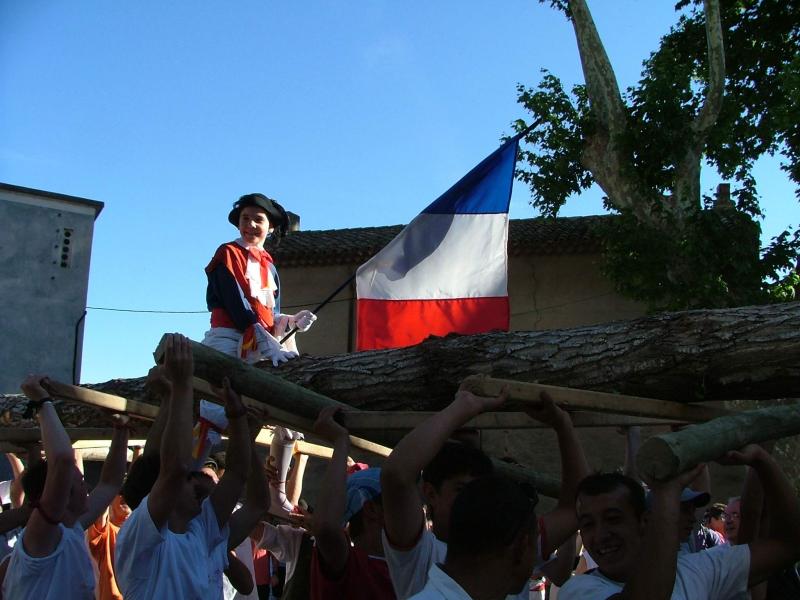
[
  {"x1": 311, "y1": 406, "x2": 351, "y2": 577},
  {"x1": 147, "y1": 334, "x2": 195, "y2": 529},
  {"x1": 6, "y1": 453, "x2": 25, "y2": 509},
  {"x1": 227, "y1": 411, "x2": 270, "y2": 550},
  {"x1": 286, "y1": 452, "x2": 309, "y2": 507},
  {"x1": 142, "y1": 365, "x2": 171, "y2": 459},
  {"x1": 20, "y1": 375, "x2": 77, "y2": 558},
  {"x1": 525, "y1": 392, "x2": 590, "y2": 557},
  {"x1": 381, "y1": 384, "x2": 507, "y2": 548},
  {"x1": 209, "y1": 378, "x2": 251, "y2": 530},
  {"x1": 79, "y1": 415, "x2": 130, "y2": 529},
  {"x1": 722, "y1": 445, "x2": 800, "y2": 586},
  {"x1": 620, "y1": 464, "x2": 706, "y2": 600}
]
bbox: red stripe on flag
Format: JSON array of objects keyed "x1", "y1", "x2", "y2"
[{"x1": 356, "y1": 297, "x2": 509, "y2": 351}]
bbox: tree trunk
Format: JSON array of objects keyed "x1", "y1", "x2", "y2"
[
  {"x1": 0, "y1": 302, "x2": 797, "y2": 430},
  {"x1": 637, "y1": 402, "x2": 800, "y2": 481}
]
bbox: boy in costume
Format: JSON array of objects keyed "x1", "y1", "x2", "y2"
[{"x1": 203, "y1": 193, "x2": 316, "y2": 515}]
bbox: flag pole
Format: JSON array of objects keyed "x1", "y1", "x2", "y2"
[{"x1": 279, "y1": 273, "x2": 357, "y2": 344}]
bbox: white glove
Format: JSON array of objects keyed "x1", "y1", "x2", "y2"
[
  {"x1": 289, "y1": 310, "x2": 317, "y2": 332},
  {"x1": 255, "y1": 324, "x2": 299, "y2": 367}
]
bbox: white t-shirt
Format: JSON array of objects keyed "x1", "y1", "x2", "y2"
[
  {"x1": 409, "y1": 563, "x2": 473, "y2": 600},
  {"x1": 2, "y1": 522, "x2": 95, "y2": 599},
  {"x1": 558, "y1": 543, "x2": 751, "y2": 600},
  {"x1": 259, "y1": 523, "x2": 307, "y2": 582},
  {"x1": 115, "y1": 494, "x2": 228, "y2": 600},
  {"x1": 382, "y1": 527, "x2": 529, "y2": 600},
  {"x1": 219, "y1": 535, "x2": 259, "y2": 600},
  {"x1": 0, "y1": 527, "x2": 20, "y2": 561}
]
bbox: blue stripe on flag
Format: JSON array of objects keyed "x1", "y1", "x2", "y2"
[{"x1": 422, "y1": 136, "x2": 519, "y2": 215}]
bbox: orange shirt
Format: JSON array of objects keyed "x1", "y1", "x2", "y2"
[{"x1": 88, "y1": 519, "x2": 123, "y2": 600}]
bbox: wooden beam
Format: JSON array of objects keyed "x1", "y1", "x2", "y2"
[
  {"x1": 340, "y1": 410, "x2": 683, "y2": 431},
  {"x1": 192, "y1": 377, "x2": 391, "y2": 458},
  {"x1": 0, "y1": 428, "x2": 140, "y2": 443},
  {"x1": 46, "y1": 381, "x2": 158, "y2": 420},
  {"x1": 462, "y1": 375, "x2": 732, "y2": 422},
  {"x1": 636, "y1": 402, "x2": 800, "y2": 481},
  {"x1": 253, "y1": 428, "x2": 333, "y2": 460}
]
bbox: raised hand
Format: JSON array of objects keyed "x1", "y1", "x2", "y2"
[
  {"x1": 20, "y1": 374, "x2": 51, "y2": 402},
  {"x1": 245, "y1": 405, "x2": 269, "y2": 440},
  {"x1": 717, "y1": 444, "x2": 768, "y2": 467},
  {"x1": 145, "y1": 364, "x2": 171, "y2": 398},
  {"x1": 163, "y1": 334, "x2": 193, "y2": 384},
  {"x1": 524, "y1": 391, "x2": 569, "y2": 428},
  {"x1": 453, "y1": 382, "x2": 509, "y2": 415},
  {"x1": 313, "y1": 406, "x2": 349, "y2": 443},
  {"x1": 210, "y1": 377, "x2": 247, "y2": 420}
]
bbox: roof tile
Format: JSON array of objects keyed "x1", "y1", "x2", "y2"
[{"x1": 270, "y1": 215, "x2": 610, "y2": 267}]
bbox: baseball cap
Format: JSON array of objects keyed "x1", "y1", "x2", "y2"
[{"x1": 343, "y1": 467, "x2": 381, "y2": 525}]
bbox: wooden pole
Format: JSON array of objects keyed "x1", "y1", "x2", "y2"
[
  {"x1": 46, "y1": 381, "x2": 159, "y2": 420},
  {"x1": 0, "y1": 428, "x2": 146, "y2": 444},
  {"x1": 636, "y1": 403, "x2": 800, "y2": 481},
  {"x1": 462, "y1": 375, "x2": 732, "y2": 422},
  {"x1": 340, "y1": 410, "x2": 683, "y2": 431},
  {"x1": 192, "y1": 377, "x2": 392, "y2": 458}
]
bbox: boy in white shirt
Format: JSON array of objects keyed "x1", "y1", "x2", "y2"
[
  {"x1": 115, "y1": 334, "x2": 252, "y2": 599},
  {"x1": 3, "y1": 374, "x2": 129, "y2": 599}
]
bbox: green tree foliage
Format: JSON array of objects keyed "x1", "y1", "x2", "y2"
[{"x1": 514, "y1": 0, "x2": 799, "y2": 310}]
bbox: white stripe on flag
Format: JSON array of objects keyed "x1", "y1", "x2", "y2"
[{"x1": 356, "y1": 212, "x2": 508, "y2": 300}]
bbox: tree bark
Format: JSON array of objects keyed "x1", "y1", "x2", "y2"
[
  {"x1": 0, "y1": 302, "x2": 798, "y2": 428},
  {"x1": 637, "y1": 402, "x2": 800, "y2": 481}
]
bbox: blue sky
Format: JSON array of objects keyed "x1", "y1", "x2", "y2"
[{"x1": 1, "y1": 1, "x2": 796, "y2": 383}]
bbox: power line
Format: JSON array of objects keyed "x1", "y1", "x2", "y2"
[
  {"x1": 87, "y1": 306, "x2": 209, "y2": 314},
  {"x1": 86, "y1": 296, "x2": 355, "y2": 315}
]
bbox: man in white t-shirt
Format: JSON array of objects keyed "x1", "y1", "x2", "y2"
[
  {"x1": 3, "y1": 374, "x2": 129, "y2": 599},
  {"x1": 381, "y1": 383, "x2": 590, "y2": 600},
  {"x1": 559, "y1": 446, "x2": 800, "y2": 600},
  {"x1": 410, "y1": 475, "x2": 539, "y2": 600},
  {"x1": 115, "y1": 334, "x2": 252, "y2": 599}
]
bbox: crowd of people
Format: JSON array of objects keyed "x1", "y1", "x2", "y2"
[{"x1": 2, "y1": 193, "x2": 798, "y2": 598}]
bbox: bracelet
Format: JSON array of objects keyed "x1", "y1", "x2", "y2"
[{"x1": 23, "y1": 398, "x2": 53, "y2": 419}]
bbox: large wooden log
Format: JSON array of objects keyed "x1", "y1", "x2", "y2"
[
  {"x1": 1, "y1": 303, "x2": 797, "y2": 424},
  {"x1": 270, "y1": 302, "x2": 799, "y2": 410},
  {"x1": 636, "y1": 402, "x2": 800, "y2": 481}
]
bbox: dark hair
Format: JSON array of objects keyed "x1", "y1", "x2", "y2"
[
  {"x1": 120, "y1": 454, "x2": 161, "y2": 510},
  {"x1": 447, "y1": 475, "x2": 537, "y2": 560},
  {"x1": 21, "y1": 461, "x2": 48, "y2": 502},
  {"x1": 210, "y1": 451, "x2": 226, "y2": 471},
  {"x1": 576, "y1": 473, "x2": 646, "y2": 518},
  {"x1": 348, "y1": 494, "x2": 382, "y2": 540},
  {"x1": 228, "y1": 193, "x2": 289, "y2": 244},
  {"x1": 422, "y1": 441, "x2": 493, "y2": 489},
  {"x1": 704, "y1": 502, "x2": 726, "y2": 523}
]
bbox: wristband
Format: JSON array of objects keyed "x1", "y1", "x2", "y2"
[{"x1": 23, "y1": 397, "x2": 53, "y2": 419}]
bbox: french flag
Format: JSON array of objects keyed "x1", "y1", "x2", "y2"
[{"x1": 356, "y1": 136, "x2": 519, "y2": 351}]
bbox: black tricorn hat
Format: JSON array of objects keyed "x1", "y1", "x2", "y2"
[{"x1": 228, "y1": 193, "x2": 289, "y2": 241}]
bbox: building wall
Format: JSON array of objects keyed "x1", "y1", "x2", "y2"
[
  {"x1": 278, "y1": 263, "x2": 359, "y2": 356},
  {"x1": 508, "y1": 252, "x2": 645, "y2": 331},
  {"x1": 0, "y1": 187, "x2": 100, "y2": 392},
  {"x1": 277, "y1": 251, "x2": 645, "y2": 357}
]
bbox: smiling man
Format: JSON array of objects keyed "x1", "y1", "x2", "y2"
[{"x1": 559, "y1": 448, "x2": 800, "y2": 600}]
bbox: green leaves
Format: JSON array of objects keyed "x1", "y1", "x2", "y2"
[{"x1": 516, "y1": 0, "x2": 800, "y2": 310}]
